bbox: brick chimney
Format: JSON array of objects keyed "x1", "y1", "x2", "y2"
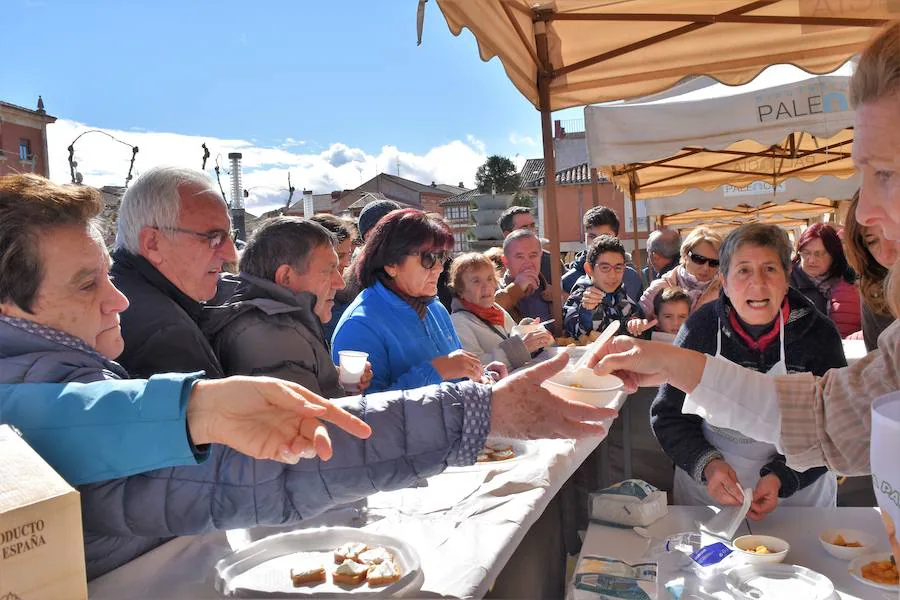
[{"x1": 554, "y1": 119, "x2": 566, "y2": 139}]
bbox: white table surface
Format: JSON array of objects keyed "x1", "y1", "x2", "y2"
[
  {"x1": 569, "y1": 506, "x2": 895, "y2": 600},
  {"x1": 88, "y1": 421, "x2": 617, "y2": 600}
]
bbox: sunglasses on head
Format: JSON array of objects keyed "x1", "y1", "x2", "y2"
[
  {"x1": 688, "y1": 251, "x2": 720, "y2": 268},
  {"x1": 409, "y1": 249, "x2": 448, "y2": 270}
]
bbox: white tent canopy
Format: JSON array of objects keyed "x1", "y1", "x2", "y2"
[{"x1": 584, "y1": 64, "x2": 858, "y2": 215}]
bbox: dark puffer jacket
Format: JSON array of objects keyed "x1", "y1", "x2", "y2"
[
  {"x1": 203, "y1": 273, "x2": 344, "y2": 398},
  {"x1": 651, "y1": 287, "x2": 847, "y2": 496},
  {"x1": 111, "y1": 249, "x2": 224, "y2": 378}
]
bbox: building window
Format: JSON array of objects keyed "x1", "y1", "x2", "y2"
[
  {"x1": 445, "y1": 205, "x2": 469, "y2": 223},
  {"x1": 18, "y1": 139, "x2": 32, "y2": 161},
  {"x1": 453, "y1": 231, "x2": 469, "y2": 252}
]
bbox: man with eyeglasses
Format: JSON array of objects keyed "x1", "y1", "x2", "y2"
[
  {"x1": 563, "y1": 235, "x2": 644, "y2": 339},
  {"x1": 110, "y1": 166, "x2": 239, "y2": 378}
]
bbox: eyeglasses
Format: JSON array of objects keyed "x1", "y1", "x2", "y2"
[
  {"x1": 409, "y1": 250, "x2": 448, "y2": 270},
  {"x1": 688, "y1": 251, "x2": 720, "y2": 268},
  {"x1": 799, "y1": 249, "x2": 829, "y2": 261},
  {"x1": 594, "y1": 262, "x2": 625, "y2": 274},
  {"x1": 160, "y1": 227, "x2": 237, "y2": 249}
]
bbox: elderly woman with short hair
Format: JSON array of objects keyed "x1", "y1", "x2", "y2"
[
  {"x1": 640, "y1": 226, "x2": 724, "y2": 320},
  {"x1": 651, "y1": 223, "x2": 846, "y2": 519},
  {"x1": 449, "y1": 252, "x2": 553, "y2": 370},
  {"x1": 331, "y1": 209, "x2": 485, "y2": 392}
]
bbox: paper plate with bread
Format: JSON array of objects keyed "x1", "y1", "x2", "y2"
[{"x1": 214, "y1": 527, "x2": 421, "y2": 597}]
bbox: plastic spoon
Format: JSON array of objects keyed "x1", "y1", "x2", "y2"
[{"x1": 569, "y1": 320, "x2": 621, "y2": 372}]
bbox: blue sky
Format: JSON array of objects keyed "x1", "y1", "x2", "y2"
[{"x1": 3, "y1": 0, "x2": 568, "y2": 192}]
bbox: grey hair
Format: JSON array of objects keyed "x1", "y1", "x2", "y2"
[
  {"x1": 718, "y1": 223, "x2": 792, "y2": 279},
  {"x1": 502, "y1": 228, "x2": 540, "y2": 256},
  {"x1": 239, "y1": 216, "x2": 335, "y2": 282},
  {"x1": 115, "y1": 166, "x2": 225, "y2": 253},
  {"x1": 647, "y1": 228, "x2": 681, "y2": 259}
]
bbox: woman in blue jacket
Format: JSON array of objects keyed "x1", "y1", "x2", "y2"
[{"x1": 332, "y1": 209, "x2": 485, "y2": 392}]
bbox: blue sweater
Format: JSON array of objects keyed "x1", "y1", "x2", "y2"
[{"x1": 331, "y1": 281, "x2": 463, "y2": 393}]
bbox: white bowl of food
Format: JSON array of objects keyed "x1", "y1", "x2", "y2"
[
  {"x1": 732, "y1": 534, "x2": 790, "y2": 564},
  {"x1": 541, "y1": 367, "x2": 624, "y2": 408},
  {"x1": 818, "y1": 529, "x2": 879, "y2": 560}
]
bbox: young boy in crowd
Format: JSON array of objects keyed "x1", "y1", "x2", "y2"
[
  {"x1": 627, "y1": 286, "x2": 691, "y2": 338},
  {"x1": 564, "y1": 235, "x2": 644, "y2": 338}
]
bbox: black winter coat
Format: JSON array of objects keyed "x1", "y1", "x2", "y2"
[{"x1": 111, "y1": 249, "x2": 224, "y2": 379}]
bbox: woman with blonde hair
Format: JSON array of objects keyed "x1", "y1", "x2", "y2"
[
  {"x1": 588, "y1": 22, "x2": 900, "y2": 560},
  {"x1": 640, "y1": 226, "x2": 724, "y2": 320},
  {"x1": 845, "y1": 192, "x2": 898, "y2": 351},
  {"x1": 449, "y1": 252, "x2": 553, "y2": 369}
]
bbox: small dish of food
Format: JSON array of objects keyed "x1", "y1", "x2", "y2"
[
  {"x1": 848, "y1": 552, "x2": 899, "y2": 592},
  {"x1": 818, "y1": 528, "x2": 879, "y2": 560},
  {"x1": 732, "y1": 535, "x2": 790, "y2": 564},
  {"x1": 541, "y1": 368, "x2": 624, "y2": 408}
]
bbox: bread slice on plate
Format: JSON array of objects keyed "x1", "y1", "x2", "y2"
[
  {"x1": 367, "y1": 559, "x2": 402, "y2": 586},
  {"x1": 289, "y1": 564, "x2": 326, "y2": 586},
  {"x1": 491, "y1": 448, "x2": 516, "y2": 461},
  {"x1": 333, "y1": 542, "x2": 368, "y2": 564},
  {"x1": 357, "y1": 546, "x2": 394, "y2": 565},
  {"x1": 332, "y1": 559, "x2": 368, "y2": 585}
]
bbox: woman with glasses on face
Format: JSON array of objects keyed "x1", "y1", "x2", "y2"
[
  {"x1": 331, "y1": 209, "x2": 484, "y2": 393},
  {"x1": 790, "y1": 223, "x2": 861, "y2": 338},
  {"x1": 640, "y1": 227, "x2": 724, "y2": 321}
]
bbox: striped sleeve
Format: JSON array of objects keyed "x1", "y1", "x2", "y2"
[{"x1": 776, "y1": 320, "x2": 900, "y2": 476}]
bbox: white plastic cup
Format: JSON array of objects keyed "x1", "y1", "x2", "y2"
[{"x1": 339, "y1": 350, "x2": 368, "y2": 391}]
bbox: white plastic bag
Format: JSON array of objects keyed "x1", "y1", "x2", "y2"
[{"x1": 590, "y1": 479, "x2": 668, "y2": 527}]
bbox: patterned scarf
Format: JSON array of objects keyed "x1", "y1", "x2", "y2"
[
  {"x1": 459, "y1": 298, "x2": 506, "y2": 327},
  {"x1": 378, "y1": 273, "x2": 432, "y2": 319}
]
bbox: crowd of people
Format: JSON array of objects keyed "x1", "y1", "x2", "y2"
[{"x1": 1, "y1": 19, "x2": 899, "y2": 587}]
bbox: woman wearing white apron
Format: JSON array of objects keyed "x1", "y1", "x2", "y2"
[{"x1": 651, "y1": 224, "x2": 844, "y2": 519}]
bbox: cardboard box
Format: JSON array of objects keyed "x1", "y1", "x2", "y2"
[{"x1": 0, "y1": 425, "x2": 87, "y2": 600}]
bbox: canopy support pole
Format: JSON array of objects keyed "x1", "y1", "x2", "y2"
[
  {"x1": 535, "y1": 15, "x2": 563, "y2": 335},
  {"x1": 628, "y1": 177, "x2": 643, "y2": 270},
  {"x1": 591, "y1": 168, "x2": 601, "y2": 207}
]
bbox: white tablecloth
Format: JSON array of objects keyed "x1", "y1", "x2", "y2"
[
  {"x1": 569, "y1": 506, "x2": 894, "y2": 600},
  {"x1": 842, "y1": 339, "x2": 867, "y2": 365},
  {"x1": 88, "y1": 427, "x2": 616, "y2": 599}
]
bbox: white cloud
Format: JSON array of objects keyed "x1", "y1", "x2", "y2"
[
  {"x1": 508, "y1": 131, "x2": 537, "y2": 147},
  {"x1": 47, "y1": 120, "x2": 488, "y2": 215}
]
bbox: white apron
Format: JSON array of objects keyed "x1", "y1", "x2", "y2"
[{"x1": 674, "y1": 314, "x2": 837, "y2": 508}]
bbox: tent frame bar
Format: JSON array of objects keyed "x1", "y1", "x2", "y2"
[
  {"x1": 546, "y1": 1, "x2": 778, "y2": 79},
  {"x1": 611, "y1": 137, "x2": 853, "y2": 191}
]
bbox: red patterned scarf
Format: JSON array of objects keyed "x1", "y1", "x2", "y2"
[{"x1": 459, "y1": 298, "x2": 506, "y2": 327}]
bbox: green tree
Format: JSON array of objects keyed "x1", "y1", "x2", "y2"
[{"x1": 475, "y1": 155, "x2": 521, "y2": 193}]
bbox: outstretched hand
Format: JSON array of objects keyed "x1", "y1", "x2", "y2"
[
  {"x1": 188, "y1": 376, "x2": 372, "y2": 464},
  {"x1": 490, "y1": 352, "x2": 617, "y2": 439}
]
